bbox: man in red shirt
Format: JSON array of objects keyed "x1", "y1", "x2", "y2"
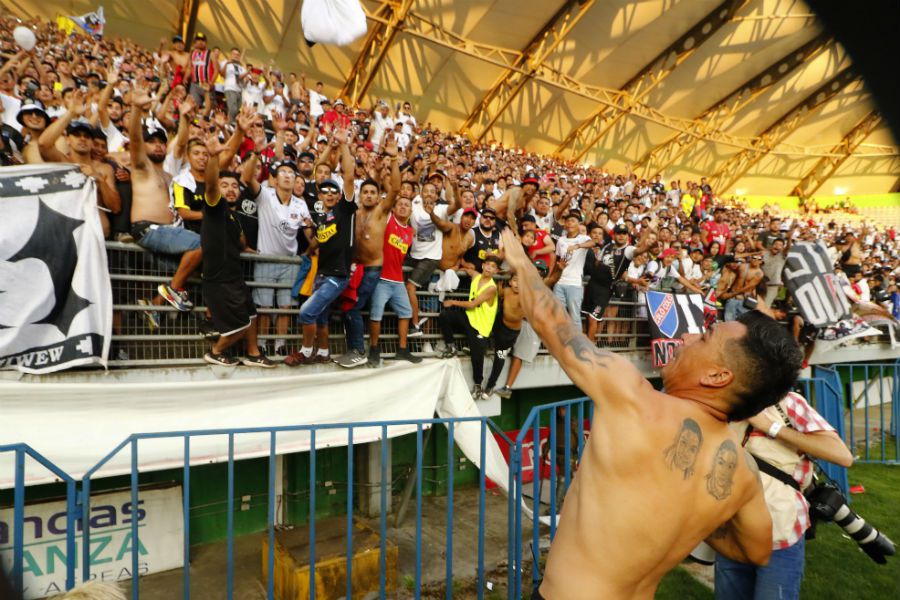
[
  {"x1": 366, "y1": 196, "x2": 421, "y2": 365},
  {"x1": 704, "y1": 207, "x2": 731, "y2": 254},
  {"x1": 319, "y1": 98, "x2": 352, "y2": 131}
]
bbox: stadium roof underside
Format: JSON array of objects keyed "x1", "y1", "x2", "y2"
[{"x1": 10, "y1": 0, "x2": 900, "y2": 196}]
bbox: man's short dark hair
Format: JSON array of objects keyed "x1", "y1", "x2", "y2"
[
  {"x1": 726, "y1": 311, "x2": 803, "y2": 421},
  {"x1": 360, "y1": 178, "x2": 380, "y2": 192},
  {"x1": 483, "y1": 256, "x2": 502, "y2": 268}
]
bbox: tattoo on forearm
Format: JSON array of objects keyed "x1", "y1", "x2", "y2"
[
  {"x1": 663, "y1": 418, "x2": 703, "y2": 480},
  {"x1": 705, "y1": 440, "x2": 738, "y2": 500}
]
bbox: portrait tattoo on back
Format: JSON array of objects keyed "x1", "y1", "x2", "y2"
[
  {"x1": 706, "y1": 440, "x2": 738, "y2": 500},
  {"x1": 663, "y1": 418, "x2": 703, "y2": 479}
]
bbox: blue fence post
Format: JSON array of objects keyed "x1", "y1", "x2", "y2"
[
  {"x1": 12, "y1": 447, "x2": 25, "y2": 593},
  {"x1": 183, "y1": 436, "x2": 191, "y2": 600},
  {"x1": 81, "y1": 477, "x2": 91, "y2": 588},
  {"x1": 415, "y1": 425, "x2": 424, "y2": 600},
  {"x1": 309, "y1": 429, "x2": 316, "y2": 600},
  {"x1": 267, "y1": 432, "x2": 276, "y2": 600},
  {"x1": 346, "y1": 426, "x2": 354, "y2": 600},
  {"x1": 380, "y1": 426, "x2": 388, "y2": 599},
  {"x1": 227, "y1": 433, "x2": 234, "y2": 600},
  {"x1": 477, "y1": 420, "x2": 486, "y2": 600},
  {"x1": 446, "y1": 421, "x2": 455, "y2": 600},
  {"x1": 130, "y1": 437, "x2": 139, "y2": 600}
]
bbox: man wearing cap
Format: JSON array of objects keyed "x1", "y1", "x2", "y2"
[
  {"x1": 285, "y1": 127, "x2": 357, "y2": 366},
  {"x1": 162, "y1": 35, "x2": 191, "y2": 88},
  {"x1": 336, "y1": 135, "x2": 402, "y2": 368},
  {"x1": 37, "y1": 91, "x2": 120, "y2": 238},
  {"x1": 185, "y1": 32, "x2": 218, "y2": 107},
  {"x1": 320, "y1": 98, "x2": 352, "y2": 131},
  {"x1": 15, "y1": 101, "x2": 50, "y2": 164},
  {"x1": 463, "y1": 207, "x2": 502, "y2": 272},
  {"x1": 242, "y1": 154, "x2": 313, "y2": 358}
]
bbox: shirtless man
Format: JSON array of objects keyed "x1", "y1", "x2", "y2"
[
  {"x1": 37, "y1": 91, "x2": 121, "y2": 238},
  {"x1": 721, "y1": 255, "x2": 765, "y2": 322},
  {"x1": 500, "y1": 228, "x2": 803, "y2": 600},
  {"x1": 336, "y1": 135, "x2": 401, "y2": 368},
  {"x1": 161, "y1": 35, "x2": 191, "y2": 88},
  {"x1": 438, "y1": 208, "x2": 476, "y2": 272},
  {"x1": 492, "y1": 173, "x2": 540, "y2": 233}
]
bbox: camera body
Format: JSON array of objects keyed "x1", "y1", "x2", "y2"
[{"x1": 742, "y1": 296, "x2": 758, "y2": 311}]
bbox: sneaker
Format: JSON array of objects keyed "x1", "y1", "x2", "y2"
[
  {"x1": 337, "y1": 349, "x2": 368, "y2": 368},
  {"x1": 241, "y1": 354, "x2": 276, "y2": 368},
  {"x1": 394, "y1": 348, "x2": 422, "y2": 364},
  {"x1": 422, "y1": 342, "x2": 434, "y2": 354},
  {"x1": 314, "y1": 353, "x2": 331, "y2": 364},
  {"x1": 471, "y1": 384, "x2": 484, "y2": 401},
  {"x1": 137, "y1": 299, "x2": 160, "y2": 331},
  {"x1": 115, "y1": 232, "x2": 135, "y2": 243},
  {"x1": 483, "y1": 386, "x2": 494, "y2": 397},
  {"x1": 178, "y1": 289, "x2": 194, "y2": 310},
  {"x1": 158, "y1": 284, "x2": 190, "y2": 311},
  {"x1": 368, "y1": 346, "x2": 381, "y2": 368},
  {"x1": 115, "y1": 348, "x2": 130, "y2": 361},
  {"x1": 496, "y1": 385, "x2": 514, "y2": 399},
  {"x1": 198, "y1": 318, "x2": 220, "y2": 341},
  {"x1": 440, "y1": 345, "x2": 457, "y2": 359},
  {"x1": 204, "y1": 351, "x2": 239, "y2": 367},
  {"x1": 416, "y1": 317, "x2": 428, "y2": 329},
  {"x1": 272, "y1": 346, "x2": 289, "y2": 359},
  {"x1": 284, "y1": 351, "x2": 315, "y2": 367},
  {"x1": 408, "y1": 325, "x2": 424, "y2": 338}
]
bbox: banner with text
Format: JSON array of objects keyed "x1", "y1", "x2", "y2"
[
  {"x1": 645, "y1": 291, "x2": 705, "y2": 368},
  {"x1": 783, "y1": 242, "x2": 851, "y2": 327},
  {"x1": 0, "y1": 486, "x2": 183, "y2": 599},
  {"x1": 0, "y1": 165, "x2": 112, "y2": 373}
]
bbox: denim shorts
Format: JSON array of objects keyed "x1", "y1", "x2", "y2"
[
  {"x1": 253, "y1": 261, "x2": 301, "y2": 307},
  {"x1": 136, "y1": 223, "x2": 201, "y2": 255},
  {"x1": 370, "y1": 279, "x2": 413, "y2": 321}
]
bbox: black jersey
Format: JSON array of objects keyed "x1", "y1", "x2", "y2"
[
  {"x1": 312, "y1": 194, "x2": 357, "y2": 277},
  {"x1": 201, "y1": 195, "x2": 243, "y2": 283}
]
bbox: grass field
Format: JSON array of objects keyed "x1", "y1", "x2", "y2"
[{"x1": 655, "y1": 462, "x2": 900, "y2": 599}]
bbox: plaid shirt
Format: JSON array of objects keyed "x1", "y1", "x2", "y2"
[{"x1": 747, "y1": 392, "x2": 834, "y2": 549}]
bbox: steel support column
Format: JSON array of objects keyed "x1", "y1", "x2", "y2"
[
  {"x1": 709, "y1": 68, "x2": 860, "y2": 194},
  {"x1": 790, "y1": 111, "x2": 883, "y2": 197},
  {"x1": 461, "y1": 0, "x2": 596, "y2": 142},
  {"x1": 635, "y1": 33, "x2": 831, "y2": 177},
  {"x1": 179, "y1": 0, "x2": 202, "y2": 42},
  {"x1": 340, "y1": 0, "x2": 415, "y2": 106},
  {"x1": 556, "y1": 0, "x2": 750, "y2": 162}
]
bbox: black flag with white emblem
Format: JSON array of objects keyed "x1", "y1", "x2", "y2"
[{"x1": 0, "y1": 165, "x2": 111, "y2": 373}]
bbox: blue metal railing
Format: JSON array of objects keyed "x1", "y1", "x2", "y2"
[
  {"x1": 506, "y1": 396, "x2": 594, "y2": 600},
  {"x1": 2, "y1": 416, "x2": 512, "y2": 600},
  {"x1": 813, "y1": 361, "x2": 900, "y2": 464}
]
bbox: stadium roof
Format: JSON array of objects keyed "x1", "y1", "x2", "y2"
[{"x1": 10, "y1": 0, "x2": 900, "y2": 195}]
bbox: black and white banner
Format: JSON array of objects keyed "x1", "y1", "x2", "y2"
[
  {"x1": 782, "y1": 242, "x2": 851, "y2": 327},
  {"x1": 0, "y1": 165, "x2": 111, "y2": 373},
  {"x1": 645, "y1": 291, "x2": 705, "y2": 368}
]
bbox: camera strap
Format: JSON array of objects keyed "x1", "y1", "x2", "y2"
[{"x1": 752, "y1": 455, "x2": 802, "y2": 492}]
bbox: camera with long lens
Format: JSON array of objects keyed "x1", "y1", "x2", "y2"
[{"x1": 805, "y1": 480, "x2": 896, "y2": 564}]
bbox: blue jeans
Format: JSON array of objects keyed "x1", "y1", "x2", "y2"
[
  {"x1": 715, "y1": 537, "x2": 805, "y2": 600},
  {"x1": 299, "y1": 275, "x2": 349, "y2": 326},
  {"x1": 725, "y1": 298, "x2": 749, "y2": 322},
  {"x1": 553, "y1": 284, "x2": 584, "y2": 324},
  {"x1": 138, "y1": 224, "x2": 200, "y2": 255},
  {"x1": 370, "y1": 279, "x2": 413, "y2": 321},
  {"x1": 345, "y1": 267, "x2": 381, "y2": 352}
]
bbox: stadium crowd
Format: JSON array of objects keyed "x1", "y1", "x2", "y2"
[{"x1": 2, "y1": 17, "x2": 899, "y2": 398}]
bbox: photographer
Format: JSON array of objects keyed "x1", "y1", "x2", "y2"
[{"x1": 715, "y1": 391, "x2": 853, "y2": 600}]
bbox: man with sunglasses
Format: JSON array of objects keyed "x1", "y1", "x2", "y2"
[
  {"x1": 462, "y1": 207, "x2": 503, "y2": 271},
  {"x1": 286, "y1": 128, "x2": 357, "y2": 366}
]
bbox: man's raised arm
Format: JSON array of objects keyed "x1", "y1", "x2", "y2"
[{"x1": 499, "y1": 229, "x2": 643, "y2": 401}]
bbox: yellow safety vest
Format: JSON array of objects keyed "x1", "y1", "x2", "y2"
[{"x1": 466, "y1": 274, "x2": 497, "y2": 337}]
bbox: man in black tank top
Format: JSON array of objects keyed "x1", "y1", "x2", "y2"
[{"x1": 463, "y1": 207, "x2": 502, "y2": 271}]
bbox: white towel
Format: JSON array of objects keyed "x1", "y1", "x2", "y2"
[
  {"x1": 301, "y1": 0, "x2": 368, "y2": 46},
  {"x1": 434, "y1": 269, "x2": 460, "y2": 301}
]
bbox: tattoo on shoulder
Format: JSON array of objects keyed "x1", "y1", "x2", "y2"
[
  {"x1": 663, "y1": 418, "x2": 703, "y2": 480},
  {"x1": 705, "y1": 440, "x2": 738, "y2": 501}
]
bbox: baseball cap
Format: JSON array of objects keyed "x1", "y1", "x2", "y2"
[
  {"x1": 271, "y1": 160, "x2": 298, "y2": 174},
  {"x1": 522, "y1": 175, "x2": 540, "y2": 186},
  {"x1": 427, "y1": 170, "x2": 446, "y2": 180},
  {"x1": 66, "y1": 120, "x2": 94, "y2": 136},
  {"x1": 613, "y1": 225, "x2": 629, "y2": 234},
  {"x1": 318, "y1": 179, "x2": 341, "y2": 192},
  {"x1": 195, "y1": 32, "x2": 207, "y2": 40},
  {"x1": 660, "y1": 248, "x2": 678, "y2": 259},
  {"x1": 143, "y1": 127, "x2": 168, "y2": 142},
  {"x1": 689, "y1": 246, "x2": 704, "y2": 254},
  {"x1": 298, "y1": 150, "x2": 316, "y2": 162},
  {"x1": 172, "y1": 35, "x2": 184, "y2": 43},
  {"x1": 317, "y1": 135, "x2": 328, "y2": 143},
  {"x1": 481, "y1": 207, "x2": 497, "y2": 218},
  {"x1": 520, "y1": 214, "x2": 537, "y2": 224},
  {"x1": 462, "y1": 207, "x2": 478, "y2": 218},
  {"x1": 334, "y1": 99, "x2": 344, "y2": 106}
]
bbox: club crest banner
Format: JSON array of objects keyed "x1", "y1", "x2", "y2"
[
  {"x1": 645, "y1": 291, "x2": 705, "y2": 368},
  {"x1": 0, "y1": 165, "x2": 112, "y2": 373},
  {"x1": 782, "y1": 242, "x2": 851, "y2": 327}
]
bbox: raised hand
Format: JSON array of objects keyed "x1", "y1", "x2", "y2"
[
  {"x1": 235, "y1": 105, "x2": 255, "y2": 133},
  {"x1": 67, "y1": 89, "x2": 88, "y2": 116},
  {"x1": 332, "y1": 126, "x2": 349, "y2": 145},
  {"x1": 273, "y1": 114, "x2": 288, "y2": 132},
  {"x1": 106, "y1": 66, "x2": 120, "y2": 86},
  {"x1": 205, "y1": 130, "x2": 225, "y2": 156},
  {"x1": 500, "y1": 228, "x2": 531, "y2": 272},
  {"x1": 382, "y1": 133, "x2": 398, "y2": 157},
  {"x1": 178, "y1": 94, "x2": 197, "y2": 117}
]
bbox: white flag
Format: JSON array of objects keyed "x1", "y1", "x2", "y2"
[{"x1": 0, "y1": 164, "x2": 112, "y2": 373}]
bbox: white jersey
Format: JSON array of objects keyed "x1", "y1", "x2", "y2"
[
  {"x1": 409, "y1": 201, "x2": 449, "y2": 260},
  {"x1": 556, "y1": 234, "x2": 592, "y2": 286},
  {"x1": 255, "y1": 185, "x2": 311, "y2": 256}
]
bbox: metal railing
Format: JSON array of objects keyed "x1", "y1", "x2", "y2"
[
  {"x1": 105, "y1": 242, "x2": 650, "y2": 367},
  {"x1": 1, "y1": 416, "x2": 512, "y2": 600}
]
